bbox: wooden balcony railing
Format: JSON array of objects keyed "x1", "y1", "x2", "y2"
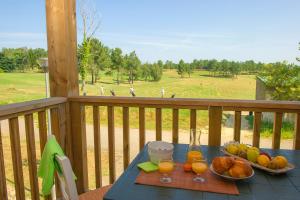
[
  {"x1": 68, "y1": 96, "x2": 300, "y2": 193},
  {"x1": 0, "y1": 97, "x2": 67, "y2": 200},
  {"x1": 0, "y1": 96, "x2": 299, "y2": 199}
]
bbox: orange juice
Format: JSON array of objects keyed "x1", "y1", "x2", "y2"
[
  {"x1": 158, "y1": 161, "x2": 174, "y2": 173},
  {"x1": 192, "y1": 162, "x2": 208, "y2": 174},
  {"x1": 187, "y1": 151, "x2": 203, "y2": 164}
]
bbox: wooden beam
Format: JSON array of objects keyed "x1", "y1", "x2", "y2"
[
  {"x1": 172, "y1": 109, "x2": 179, "y2": 144},
  {"x1": 156, "y1": 108, "x2": 162, "y2": 141},
  {"x1": 9, "y1": 117, "x2": 25, "y2": 200},
  {"x1": 123, "y1": 107, "x2": 130, "y2": 170},
  {"x1": 46, "y1": 0, "x2": 79, "y2": 97},
  {"x1": 69, "y1": 102, "x2": 88, "y2": 194},
  {"x1": 24, "y1": 114, "x2": 40, "y2": 200},
  {"x1": 272, "y1": 112, "x2": 283, "y2": 149},
  {"x1": 208, "y1": 107, "x2": 222, "y2": 146},
  {"x1": 93, "y1": 106, "x2": 102, "y2": 188},
  {"x1": 139, "y1": 107, "x2": 145, "y2": 151},
  {"x1": 0, "y1": 123, "x2": 8, "y2": 200},
  {"x1": 294, "y1": 113, "x2": 300, "y2": 150},
  {"x1": 253, "y1": 112, "x2": 262, "y2": 148},
  {"x1": 107, "y1": 106, "x2": 115, "y2": 184},
  {"x1": 234, "y1": 111, "x2": 241, "y2": 142},
  {"x1": 190, "y1": 109, "x2": 197, "y2": 130}
]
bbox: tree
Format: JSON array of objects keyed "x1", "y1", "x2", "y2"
[
  {"x1": 177, "y1": 59, "x2": 186, "y2": 78},
  {"x1": 125, "y1": 51, "x2": 141, "y2": 84},
  {"x1": 111, "y1": 48, "x2": 123, "y2": 84},
  {"x1": 149, "y1": 63, "x2": 162, "y2": 81},
  {"x1": 260, "y1": 62, "x2": 300, "y2": 100},
  {"x1": 78, "y1": 0, "x2": 100, "y2": 91}
]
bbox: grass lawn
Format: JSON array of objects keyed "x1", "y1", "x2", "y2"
[{"x1": 0, "y1": 70, "x2": 256, "y2": 130}]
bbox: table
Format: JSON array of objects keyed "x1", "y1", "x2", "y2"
[{"x1": 104, "y1": 144, "x2": 300, "y2": 200}]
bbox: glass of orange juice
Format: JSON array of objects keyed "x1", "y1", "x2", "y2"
[
  {"x1": 158, "y1": 159, "x2": 174, "y2": 183},
  {"x1": 192, "y1": 159, "x2": 208, "y2": 183},
  {"x1": 187, "y1": 150, "x2": 203, "y2": 164}
]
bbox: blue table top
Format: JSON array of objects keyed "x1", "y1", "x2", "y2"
[{"x1": 104, "y1": 144, "x2": 300, "y2": 200}]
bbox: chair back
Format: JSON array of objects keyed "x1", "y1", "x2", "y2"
[{"x1": 55, "y1": 155, "x2": 79, "y2": 200}]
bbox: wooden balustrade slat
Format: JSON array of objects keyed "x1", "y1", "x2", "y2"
[
  {"x1": 234, "y1": 111, "x2": 242, "y2": 142},
  {"x1": 172, "y1": 109, "x2": 179, "y2": 144},
  {"x1": 69, "y1": 102, "x2": 88, "y2": 194},
  {"x1": 190, "y1": 109, "x2": 197, "y2": 130},
  {"x1": 37, "y1": 112, "x2": 52, "y2": 200},
  {"x1": 93, "y1": 106, "x2": 102, "y2": 188},
  {"x1": 208, "y1": 107, "x2": 222, "y2": 146},
  {"x1": 9, "y1": 117, "x2": 25, "y2": 200},
  {"x1": 108, "y1": 106, "x2": 116, "y2": 184},
  {"x1": 156, "y1": 108, "x2": 162, "y2": 141},
  {"x1": 253, "y1": 112, "x2": 262, "y2": 148},
  {"x1": 294, "y1": 113, "x2": 300, "y2": 150},
  {"x1": 50, "y1": 107, "x2": 63, "y2": 198},
  {"x1": 24, "y1": 114, "x2": 40, "y2": 200},
  {"x1": 38, "y1": 111, "x2": 48, "y2": 152},
  {"x1": 272, "y1": 112, "x2": 283, "y2": 149},
  {"x1": 139, "y1": 107, "x2": 145, "y2": 151},
  {"x1": 123, "y1": 107, "x2": 130, "y2": 170},
  {"x1": 0, "y1": 123, "x2": 8, "y2": 200}
]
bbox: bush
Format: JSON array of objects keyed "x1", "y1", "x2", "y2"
[{"x1": 246, "y1": 115, "x2": 294, "y2": 139}]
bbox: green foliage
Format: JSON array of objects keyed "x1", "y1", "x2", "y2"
[
  {"x1": 124, "y1": 51, "x2": 141, "y2": 84},
  {"x1": 259, "y1": 62, "x2": 300, "y2": 100},
  {"x1": 78, "y1": 37, "x2": 91, "y2": 90},
  {"x1": 111, "y1": 48, "x2": 123, "y2": 84},
  {"x1": 177, "y1": 59, "x2": 186, "y2": 77},
  {"x1": 246, "y1": 115, "x2": 294, "y2": 139},
  {"x1": 0, "y1": 47, "x2": 47, "y2": 72}
]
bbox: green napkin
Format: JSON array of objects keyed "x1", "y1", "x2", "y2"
[
  {"x1": 137, "y1": 161, "x2": 158, "y2": 172},
  {"x1": 38, "y1": 136, "x2": 65, "y2": 196}
]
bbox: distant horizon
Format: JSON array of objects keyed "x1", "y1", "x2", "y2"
[{"x1": 0, "y1": 0, "x2": 299, "y2": 64}]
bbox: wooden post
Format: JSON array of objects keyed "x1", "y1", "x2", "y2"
[
  {"x1": 272, "y1": 112, "x2": 283, "y2": 149},
  {"x1": 253, "y1": 112, "x2": 262, "y2": 148},
  {"x1": 0, "y1": 123, "x2": 8, "y2": 200},
  {"x1": 46, "y1": 0, "x2": 79, "y2": 97},
  {"x1": 172, "y1": 109, "x2": 179, "y2": 144},
  {"x1": 294, "y1": 113, "x2": 300, "y2": 150},
  {"x1": 234, "y1": 111, "x2": 241, "y2": 142},
  {"x1": 139, "y1": 107, "x2": 145, "y2": 151},
  {"x1": 69, "y1": 102, "x2": 88, "y2": 194},
  {"x1": 208, "y1": 107, "x2": 222, "y2": 146}
]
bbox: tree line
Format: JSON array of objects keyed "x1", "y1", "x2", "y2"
[{"x1": 0, "y1": 47, "x2": 47, "y2": 72}]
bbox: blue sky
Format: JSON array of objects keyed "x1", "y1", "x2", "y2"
[{"x1": 0, "y1": 0, "x2": 299, "y2": 63}]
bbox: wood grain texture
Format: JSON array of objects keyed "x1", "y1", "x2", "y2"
[
  {"x1": 0, "y1": 123, "x2": 8, "y2": 200},
  {"x1": 123, "y1": 107, "x2": 130, "y2": 170},
  {"x1": 190, "y1": 109, "x2": 196, "y2": 130},
  {"x1": 208, "y1": 107, "x2": 222, "y2": 146},
  {"x1": 272, "y1": 112, "x2": 283, "y2": 149},
  {"x1": 46, "y1": 0, "x2": 79, "y2": 97},
  {"x1": 69, "y1": 102, "x2": 88, "y2": 194},
  {"x1": 139, "y1": 107, "x2": 145, "y2": 151},
  {"x1": 68, "y1": 96, "x2": 300, "y2": 111},
  {"x1": 294, "y1": 113, "x2": 300, "y2": 150},
  {"x1": 24, "y1": 114, "x2": 40, "y2": 200},
  {"x1": 253, "y1": 112, "x2": 262, "y2": 148},
  {"x1": 38, "y1": 111, "x2": 48, "y2": 152},
  {"x1": 234, "y1": 111, "x2": 242, "y2": 142},
  {"x1": 0, "y1": 97, "x2": 66, "y2": 119},
  {"x1": 108, "y1": 106, "x2": 115, "y2": 184},
  {"x1": 93, "y1": 106, "x2": 102, "y2": 188},
  {"x1": 156, "y1": 108, "x2": 162, "y2": 141},
  {"x1": 172, "y1": 109, "x2": 179, "y2": 144},
  {"x1": 9, "y1": 117, "x2": 25, "y2": 200}
]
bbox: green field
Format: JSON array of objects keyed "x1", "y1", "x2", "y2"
[{"x1": 0, "y1": 70, "x2": 256, "y2": 130}]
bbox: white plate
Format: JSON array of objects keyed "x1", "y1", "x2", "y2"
[{"x1": 209, "y1": 164, "x2": 255, "y2": 181}]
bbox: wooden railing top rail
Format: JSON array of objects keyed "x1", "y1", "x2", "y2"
[
  {"x1": 0, "y1": 97, "x2": 67, "y2": 119},
  {"x1": 68, "y1": 96, "x2": 300, "y2": 112}
]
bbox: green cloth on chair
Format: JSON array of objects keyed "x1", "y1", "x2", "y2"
[
  {"x1": 137, "y1": 162, "x2": 158, "y2": 172},
  {"x1": 38, "y1": 136, "x2": 65, "y2": 196}
]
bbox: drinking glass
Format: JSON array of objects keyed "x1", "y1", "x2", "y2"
[
  {"x1": 158, "y1": 159, "x2": 174, "y2": 183},
  {"x1": 192, "y1": 159, "x2": 208, "y2": 183}
]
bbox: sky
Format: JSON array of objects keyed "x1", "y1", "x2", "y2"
[{"x1": 0, "y1": 0, "x2": 299, "y2": 63}]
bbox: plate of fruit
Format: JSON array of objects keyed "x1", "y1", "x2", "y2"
[
  {"x1": 222, "y1": 141, "x2": 295, "y2": 174},
  {"x1": 210, "y1": 156, "x2": 254, "y2": 181}
]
